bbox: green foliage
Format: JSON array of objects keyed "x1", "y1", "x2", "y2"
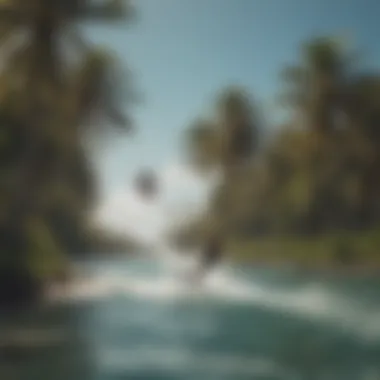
[
  {"x1": 227, "y1": 228, "x2": 380, "y2": 268},
  {"x1": 0, "y1": 0, "x2": 136, "y2": 307},
  {"x1": 177, "y1": 35, "x2": 380, "y2": 267},
  {"x1": 25, "y1": 217, "x2": 68, "y2": 282},
  {"x1": 186, "y1": 86, "x2": 260, "y2": 176},
  {"x1": 279, "y1": 36, "x2": 353, "y2": 132}
]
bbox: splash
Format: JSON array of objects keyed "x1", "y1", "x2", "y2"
[{"x1": 48, "y1": 251, "x2": 380, "y2": 342}]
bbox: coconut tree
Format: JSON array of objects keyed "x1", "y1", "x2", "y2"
[
  {"x1": 279, "y1": 36, "x2": 353, "y2": 133},
  {"x1": 185, "y1": 87, "x2": 259, "y2": 239},
  {"x1": 0, "y1": 0, "x2": 136, "y2": 305},
  {"x1": 343, "y1": 74, "x2": 380, "y2": 225},
  {"x1": 187, "y1": 87, "x2": 259, "y2": 177},
  {"x1": 0, "y1": 0, "x2": 135, "y2": 217}
]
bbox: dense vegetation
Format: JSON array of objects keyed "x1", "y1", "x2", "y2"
[
  {"x1": 0, "y1": 0, "x2": 136, "y2": 307},
  {"x1": 2, "y1": 2, "x2": 380, "y2": 308},
  {"x1": 175, "y1": 37, "x2": 380, "y2": 268}
]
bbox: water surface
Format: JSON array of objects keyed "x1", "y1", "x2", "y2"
[{"x1": 1, "y1": 257, "x2": 380, "y2": 380}]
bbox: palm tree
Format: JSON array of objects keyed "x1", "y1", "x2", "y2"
[
  {"x1": 186, "y1": 118, "x2": 221, "y2": 174},
  {"x1": 343, "y1": 74, "x2": 380, "y2": 224},
  {"x1": 0, "y1": 0, "x2": 136, "y2": 303},
  {"x1": 186, "y1": 87, "x2": 259, "y2": 236},
  {"x1": 0, "y1": 0, "x2": 134, "y2": 124},
  {"x1": 0, "y1": 0, "x2": 135, "y2": 221},
  {"x1": 279, "y1": 36, "x2": 352, "y2": 133},
  {"x1": 187, "y1": 87, "x2": 259, "y2": 177}
]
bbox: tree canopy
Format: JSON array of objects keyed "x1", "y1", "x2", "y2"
[
  {"x1": 176, "y1": 36, "x2": 380, "y2": 253},
  {"x1": 0, "y1": 0, "x2": 137, "y2": 307}
]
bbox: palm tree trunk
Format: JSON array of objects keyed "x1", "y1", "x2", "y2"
[{"x1": 0, "y1": 10, "x2": 66, "y2": 304}]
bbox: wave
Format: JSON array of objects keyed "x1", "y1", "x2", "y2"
[{"x1": 48, "y1": 253, "x2": 380, "y2": 342}]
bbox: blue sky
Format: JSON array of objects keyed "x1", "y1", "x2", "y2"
[{"x1": 89, "y1": 0, "x2": 380, "y2": 199}]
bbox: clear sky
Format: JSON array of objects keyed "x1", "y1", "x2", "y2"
[{"x1": 91, "y1": 0, "x2": 380, "y2": 231}]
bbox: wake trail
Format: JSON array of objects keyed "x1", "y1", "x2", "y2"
[{"x1": 48, "y1": 250, "x2": 380, "y2": 342}]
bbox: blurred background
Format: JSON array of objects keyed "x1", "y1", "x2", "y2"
[{"x1": 1, "y1": 1, "x2": 380, "y2": 379}]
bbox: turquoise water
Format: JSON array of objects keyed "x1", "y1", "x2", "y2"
[{"x1": 1, "y1": 258, "x2": 380, "y2": 380}]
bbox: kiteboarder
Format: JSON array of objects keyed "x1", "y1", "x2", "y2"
[
  {"x1": 201, "y1": 233, "x2": 224, "y2": 272},
  {"x1": 188, "y1": 232, "x2": 224, "y2": 284}
]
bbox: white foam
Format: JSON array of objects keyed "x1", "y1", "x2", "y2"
[{"x1": 48, "y1": 255, "x2": 380, "y2": 342}]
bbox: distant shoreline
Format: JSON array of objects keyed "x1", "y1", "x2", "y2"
[{"x1": 229, "y1": 256, "x2": 380, "y2": 278}]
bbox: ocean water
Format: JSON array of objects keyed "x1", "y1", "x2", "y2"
[{"x1": 1, "y1": 255, "x2": 380, "y2": 380}]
